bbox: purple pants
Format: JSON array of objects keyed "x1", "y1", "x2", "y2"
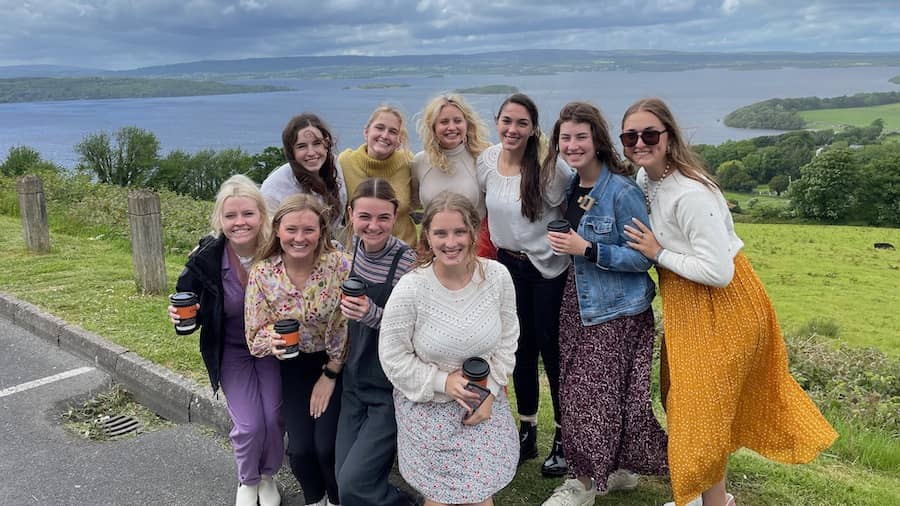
[{"x1": 219, "y1": 341, "x2": 284, "y2": 485}]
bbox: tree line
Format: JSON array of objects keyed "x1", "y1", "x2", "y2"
[
  {"x1": 2, "y1": 124, "x2": 898, "y2": 227},
  {"x1": 723, "y1": 91, "x2": 900, "y2": 129}
]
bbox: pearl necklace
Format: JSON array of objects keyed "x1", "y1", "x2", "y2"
[{"x1": 643, "y1": 163, "x2": 671, "y2": 214}]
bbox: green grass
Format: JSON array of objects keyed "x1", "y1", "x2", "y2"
[
  {"x1": 1, "y1": 215, "x2": 898, "y2": 504},
  {"x1": 800, "y1": 103, "x2": 900, "y2": 131}
]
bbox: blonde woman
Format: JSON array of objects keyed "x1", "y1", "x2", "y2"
[
  {"x1": 339, "y1": 105, "x2": 418, "y2": 247},
  {"x1": 245, "y1": 194, "x2": 352, "y2": 506},
  {"x1": 413, "y1": 94, "x2": 495, "y2": 257},
  {"x1": 379, "y1": 191, "x2": 519, "y2": 506},
  {"x1": 170, "y1": 175, "x2": 281, "y2": 506}
]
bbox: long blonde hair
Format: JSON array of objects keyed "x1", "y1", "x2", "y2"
[
  {"x1": 416, "y1": 191, "x2": 484, "y2": 278},
  {"x1": 210, "y1": 174, "x2": 271, "y2": 245},
  {"x1": 257, "y1": 193, "x2": 334, "y2": 262},
  {"x1": 418, "y1": 94, "x2": 491, "y2": 172},
  {"x1": 622, "y1": 98, "x2": 720, "y2": 191}
]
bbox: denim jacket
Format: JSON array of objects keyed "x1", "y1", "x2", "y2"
[{"x1": 567, "y1": 166, "x2": 656, "y2": 326}]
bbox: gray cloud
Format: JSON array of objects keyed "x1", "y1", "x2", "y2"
[{"x1": 0, "y1": 0, "x2": 897, "y2": 69}]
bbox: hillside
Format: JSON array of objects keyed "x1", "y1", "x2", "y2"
[{"x1": 0, "y1": 77, "x2": 289, "y2": 104}]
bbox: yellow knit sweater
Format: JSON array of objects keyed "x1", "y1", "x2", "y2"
[{"x1": 339, "y1": 143, "x2": 417, "y2": 247}]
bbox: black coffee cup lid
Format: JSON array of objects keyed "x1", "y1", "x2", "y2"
[
  {"x1": 170, "y1": 292, "x2": 197, "y2": 306},
  {"x1": 462, "y1": 357, "x2": 490, "y2": 380},
  {"x1": 547, "y1": 219, "x2": 571, "y2": 232},
  {"x1": 342, "y1": 277, "x2": 366, "y2": 295},
  {"x1": 274, "y1": 318, "x2": 300, "y2": 332}
]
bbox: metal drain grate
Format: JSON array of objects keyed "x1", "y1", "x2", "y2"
[{"x1": 99, "y1": 414, "x2": 143, "y2": 438}]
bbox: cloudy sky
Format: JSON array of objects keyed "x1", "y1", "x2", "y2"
[{"x1": 2, "y1": 0, "x2": 898, "y2": 70}]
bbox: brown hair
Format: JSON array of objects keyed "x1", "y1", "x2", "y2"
[
  {"x1": 418, "y1": 94, "x2": 492, "y2": 172},
  {"x1": 496, "y1": 93, "x2": 549, "y2": 222},
  {"x1": 281, "y1": 113, "x2": 343, "y2": 213},
  {"x1": 348, "y1": 177, "x2": 399, "y2": 212},
  {"x1": 545, "y1": 101, "x2": 630, "y2": 177},
  {"x1": 416, "y1": 191, "x2": 483, "y2": 278},
  {"x1": 622, "y1": 98, "x2": 720, "y2": 191},
  {"x1": 257, "y1": 193, "x2": 334, "y2": 262}
]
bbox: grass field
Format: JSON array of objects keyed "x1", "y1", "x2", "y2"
[
  {"x1": 799, "y1": 102, "x2": 900, "y2": 131},
  {"x1": 0, "y1": 215, "x2": 897, "y2": 505}
]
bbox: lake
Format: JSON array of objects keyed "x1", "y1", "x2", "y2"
[{"x1": 1, "y1": 66, "x2": 898, "y2": 168}]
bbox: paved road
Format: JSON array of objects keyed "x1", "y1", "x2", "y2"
[{"x1": 0, "y1": 316, "x2": 247, "y2": 505}]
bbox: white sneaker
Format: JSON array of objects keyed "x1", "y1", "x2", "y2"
[
  {"x1": 542, "y1": 478, "x2": 597, "y2": 506},
  {"x1": 603, "y1": 469, "x2": 639, "y2": 494},
  {"x1": 258, "y1": 475, "x2": 281, "y2": 506},
  {"x1": 663, "y1": 496, "x2": 703, "y2": 506},
  {"x1": 235, "y1": 483, "x2": 259, "y2": 506},
  {"x1": 305, "y1": 497, "x2": 326, "y2": 506}
]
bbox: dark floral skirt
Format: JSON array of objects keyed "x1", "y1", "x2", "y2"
[{"x1": 558, "y1": 266, "x2": 669, "y2": 490}]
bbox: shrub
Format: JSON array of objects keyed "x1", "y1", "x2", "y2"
[{"x1": 786, "y1": 320, "x2": 899, "y2": 434}]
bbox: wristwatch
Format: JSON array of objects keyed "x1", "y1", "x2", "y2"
[
  {"x1": 322, "y1": 364, "x2": 340, "y2": 379},
  {"x1": 584, "y1": 243, "x2": 597, "y2": 262}
]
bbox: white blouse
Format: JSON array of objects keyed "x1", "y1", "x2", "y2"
[{"x1": 477, "y1": 143, "x2": 572, "y2": 279}]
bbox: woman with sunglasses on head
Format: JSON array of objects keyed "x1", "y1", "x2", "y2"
[
  {"x1": 339, "y1": 105, "x2": 418, "y2": 247},
  {"x1": 541, "y1": 102, "x2": 669, "y2": 506},
  {"x1": 379, "y1": 191, "x2": 519, "y2": 506},
  {"x1": 414, "y1": 94, "x2": 496, "y2": 258},
  {"x1": 477, "y1": 93, "x2": 572, "y2": 477},
  {"x1": 262, "y1": 113, "x2": 348, "y2": 240},
  {"x1": 620, "y1": 98, "x2": 837, "y2": 506}
]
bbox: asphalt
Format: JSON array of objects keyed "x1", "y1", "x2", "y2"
[{"x1": 0, "y1": 292, "x2": 309, "y2": 505}]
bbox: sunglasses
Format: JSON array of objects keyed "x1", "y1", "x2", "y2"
[{"x1": 619, "y1": 129, "x2": 667, "y2": 148}]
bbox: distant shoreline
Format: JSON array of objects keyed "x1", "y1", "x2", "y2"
[{"x1": 0, "y1": 77, "x2": 289, "y2": 104}]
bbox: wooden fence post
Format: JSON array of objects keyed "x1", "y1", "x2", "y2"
[
  {"x1": 16, "y1": 175, "x2": 51, "y2": 253},
  {"x1": 127, "y1": 190, "x2": 167, "y2": 294}
]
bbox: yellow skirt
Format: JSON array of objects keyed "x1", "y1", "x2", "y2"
[{"x1": 658, "y1": 252, "x2": 837, "y2": 506}]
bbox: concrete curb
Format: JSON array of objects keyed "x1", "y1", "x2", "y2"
[{"x1": 0, "y1": 291, "x2": 231, "y2": 435}]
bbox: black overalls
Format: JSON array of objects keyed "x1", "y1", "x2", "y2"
[{"x1": 334, "y1": 243, "x2": 414, "y2": 506}]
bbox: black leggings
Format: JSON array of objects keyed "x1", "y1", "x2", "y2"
[
  {"x1": 498, "y1": 249, "x2": 566, "y2": 424},
  {"x1": 280, "y1": 351, "x2": 342, "y2": 504}
]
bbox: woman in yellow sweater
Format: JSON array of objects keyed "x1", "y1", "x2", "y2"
[{"x1": 339, "y1": 105, "x2": 418, "y2": 247}]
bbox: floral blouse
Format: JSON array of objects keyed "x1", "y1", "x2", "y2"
[{"x1": 245, "y1": 250, "x2": 351, "y2": 361}]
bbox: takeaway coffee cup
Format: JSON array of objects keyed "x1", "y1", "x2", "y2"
[
  {"x1": 547, "y1": 219, "x2": 571, "y2": 255},
  {"x1": 170, "y1": 292, "x2": 198, "y2": 335},
  {"x1": 341, "y1": 277, "x2": 367, "y2": 299},
  {"x1": 274, "y1": 318, "x2": 300, "y2": 359},
  {"x1": 462, "y1": 357, "x2": 490, "y2": 388}
]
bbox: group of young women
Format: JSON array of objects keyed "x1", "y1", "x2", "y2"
[{"x1": 169, "y1": 93, "x2": 837, "y2": 506}]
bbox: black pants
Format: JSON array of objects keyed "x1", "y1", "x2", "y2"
[
  {"x1": 280, "y1": 351, "x2": 342, "y2": 505},
  {"x1": 498, "y1": 249, "x2": 566, "y2": 424}
]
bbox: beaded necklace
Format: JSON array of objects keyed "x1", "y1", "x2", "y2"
[{"x1": 642, "y1": 163, "x2": 671, "y2": 214}]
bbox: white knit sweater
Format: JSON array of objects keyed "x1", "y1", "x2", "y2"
[{"x1": 378, "y1": 259, "x2": 519, "y2": 403}]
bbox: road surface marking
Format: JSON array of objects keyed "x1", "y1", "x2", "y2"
[{"x1": 0, "y1": 366, "x2": 96, "y2": 398}]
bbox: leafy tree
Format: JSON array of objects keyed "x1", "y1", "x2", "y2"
[
  {"x1": 2, "y1": 145, "x2": 42, "y2": 176},
  {"x1": 768, "y1": 174, "x2": 789, "y2": 196},
  {"x1": 717, "y1": 160, "x2": 757, "y2": 192},
  {"x1": 246, "y1": 146, "x2": 285, "y2": 183},
  {"x1": 75, "y1": 126, "x2": 160, "y2": 187},
  {"x1": 789, "y1": 148, "x2": 858, "y2": 221},
  {"x1": 154, "y1": 148, "x2": 255, "y2": 200},
  {"x1": 851, "y1": 150, "x2": 900, "y2": 226}
]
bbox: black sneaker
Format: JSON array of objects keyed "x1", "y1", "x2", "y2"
[
  {"x1": 541, "y1": 428, "x2": 568, "y2": 477},
  {"x1": 518, "y1": 422, "x2": 538, "y2": 465}
]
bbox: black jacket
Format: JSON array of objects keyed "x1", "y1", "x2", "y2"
[{"x1": 176, "y1": 234, "x2": 227, "y2": 393}]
